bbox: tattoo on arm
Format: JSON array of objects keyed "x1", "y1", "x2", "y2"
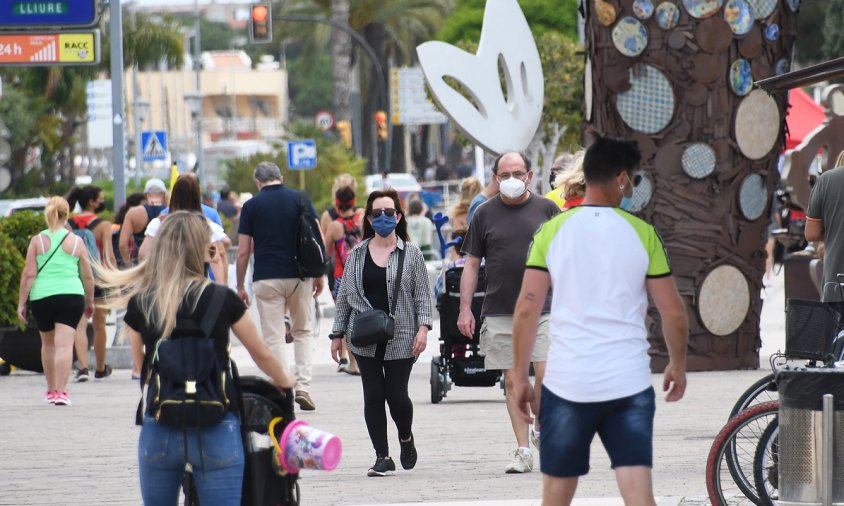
[{"x1": 525, "y1": 292, "x2": 537, "y2": 302}]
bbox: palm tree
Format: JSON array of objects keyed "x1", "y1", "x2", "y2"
[{"x1": 280, "y1": 0, "x2": 453, "y2": 171}]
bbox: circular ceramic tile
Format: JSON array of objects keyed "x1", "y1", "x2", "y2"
[
  {"x1": 786, "y1": 0, "x2": 800, "y2": 12},
  {"x1": 765, "y1": 23, "x2": 780, "y2": 40},
  {"x1": 775, "y1": 58, "x2": 790, "y2": 76},
  {"x1": 735, "y1": 90, "x2": 780, "y2": 160},
  {"x1": 739, "y1": 173, "x2": 767, "y2": 220},
  {"x1": 617, "y1": 64, "x2": 675, "y2": 134},
  {"x1": 682, "y1": 0, "x2": 724, "y2": 19},
  {"x1": 724, "y1": 0, "x2": 754, "y2": 36},
  {"x1": 824, "y1": 86, "x2": 844, "y2": 117},
  {"x1": 681, "y1": 143, "x2": 716, "y2": 178},
  {"x1": 595, "y1": 0, "x2": 618, "y2": 26},
  {"x1": 627, "y1": 170, "x2": 653, "y2": 212},
  {"x1": 747, "y1": 0, "x2": 776, "y2": 18},
  {"x1": 634, "y1": 0, "x2": 655, "y2": 19},
  {"x1": 585, "y1": 58, "x2": 593, "y2": 121},
  {"x1": 656, "y1": 2, "x2": 681, "y2": 29},
  {"x1": 698, "y1": 264, "x2": 750, "y2": 336},
  {"x1": 730, "y1": 59, "x2": 753, "y2": 96},
  {"x1": 612, "y1": 17, "x2": 649, "y2": 57}
]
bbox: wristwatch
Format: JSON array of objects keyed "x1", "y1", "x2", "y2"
[{"x1": 329, "y1": 332, "x2": 344, "y2": 340}]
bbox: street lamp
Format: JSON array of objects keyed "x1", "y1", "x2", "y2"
[
  {"x1": 133, "y1": 98, "x2": 150, "y2": 188},
  {"x1": 184, "y1": 92, "x2": 204, "y2": 179}
]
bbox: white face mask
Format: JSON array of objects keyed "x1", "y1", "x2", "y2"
[{"x1": 499, "y1": 177, "x2": 527, "y2": 199}]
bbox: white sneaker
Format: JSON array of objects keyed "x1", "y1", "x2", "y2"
[
  {"x1": 530, "y1": 429, "x2": 540, "y2": 449},
  {"x1": 504, "y1": 448, "x2": 533, "y2": 473}
]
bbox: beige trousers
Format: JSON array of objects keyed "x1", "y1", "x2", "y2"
[{"x1": 253, "y1": 278, "x2": 314, "y2": 392}]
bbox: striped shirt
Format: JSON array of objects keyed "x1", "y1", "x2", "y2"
[{"x1": 332, "y1": 237, "x2": 433, "y2": 360}]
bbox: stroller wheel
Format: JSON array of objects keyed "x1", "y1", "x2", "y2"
[{"x1": 430, "y1": 358, "x2": 444, "y2": 404}]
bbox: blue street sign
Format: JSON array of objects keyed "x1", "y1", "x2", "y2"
[
  {"x1": 141, "y1": 131, "x2": 167, "y2": 161},
  {"x1": 0, "y1": 0, "x2": 99, "y2": 28},
  {"x1": 287, "y1": 139, "x2": 317, "y2": 170}
]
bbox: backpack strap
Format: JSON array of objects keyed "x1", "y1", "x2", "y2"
[
  {"x1": 86, "y1": 218, "x2": 103, "y2": 231},
  {"x1": 199, "y1": 284, "x2": 227, "y2": 338}
]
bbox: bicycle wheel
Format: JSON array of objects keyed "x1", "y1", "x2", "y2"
[
  {"x1": 707, "y1": 401, "x2": 779, "y2": 505},
  {"x1": 753, "y1": 419, "x2": 779, "y2": 506},
  {"x1": 729, "y1": 373, "x2": 777, "y2": 419}
]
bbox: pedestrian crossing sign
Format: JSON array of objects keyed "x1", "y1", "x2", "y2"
[{"x1": 141, "y1": 131, "x2": 167, "y2": 161}]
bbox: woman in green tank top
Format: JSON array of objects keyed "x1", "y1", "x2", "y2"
[{"x1": 17, "y1": 197, "x2": 95, "y2": 406}]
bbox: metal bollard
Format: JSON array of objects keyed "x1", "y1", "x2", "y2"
[{"x1": 822, "y1": 394, "x2": 833, "y2": 506}]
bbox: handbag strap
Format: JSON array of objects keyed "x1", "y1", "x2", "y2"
[
  {"x1": 389, "y1": 246, "x2": 405, "y2": 318},
  {"x1": 37, "y1": 232, "x2": 70, "y2": 274}
]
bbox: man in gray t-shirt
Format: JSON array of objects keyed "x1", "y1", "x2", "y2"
[
  {"x1": 807, "y1": 166, "x2": 844, "y2": 301},
  {"x1": 458, "y1": 151, "x2": 559, "y2": 474}
]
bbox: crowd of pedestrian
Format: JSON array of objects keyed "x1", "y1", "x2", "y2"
[{"x1": 15, "y1": 136, "x2": 693, "y2": 504}]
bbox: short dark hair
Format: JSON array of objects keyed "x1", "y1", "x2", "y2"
[
  {"x1": 492, "y1": 151, "x2": 531, "y2": 174},
  {"x1": 583, "y1": 137, "x2": 641, "y2": 184},
  {"x1": 362, "y1": 189, "x2": 408, "y2": 241},
  {"x1": 408, "y1": 199, "x2": 423, "y2": 215}
]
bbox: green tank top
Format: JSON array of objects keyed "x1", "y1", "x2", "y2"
[{"x1": 30, "y1": 229, "x2": 84, "y2": 301}]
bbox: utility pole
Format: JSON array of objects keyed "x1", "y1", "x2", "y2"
[
  {"x1": 110, "y1": 0, "x2": 126, "y2": 209},
  {"x1": 131, "y1": 1, "x2": 142, "y2": 189},
  {"x1": 193, "y1": 0, "x2": 204, "y2": 184}
]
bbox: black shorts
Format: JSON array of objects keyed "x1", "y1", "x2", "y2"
[{"x1": 30, "y1": 294, "x2": 85, "y2": 332}]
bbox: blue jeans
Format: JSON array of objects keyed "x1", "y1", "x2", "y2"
[
  {"x1": 138, "y1": 412, "x2": 244, "y2": 506},
  {"x1": 540, "y1": 386, "x2": 655, "y2": 477}
]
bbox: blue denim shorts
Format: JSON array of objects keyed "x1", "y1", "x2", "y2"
[{"x1": 539, "y1": 386, "x2": 655, "y2": 477}]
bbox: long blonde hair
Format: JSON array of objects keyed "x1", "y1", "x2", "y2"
[
  {"x1": 95, "y1": 211, "x2": 211, "y2": 338},
  {"x1": 554, "y1": 150, "x2": 587, "y2": 201},
  {"x1": 449, "y1": 177, "x2": 483, "y2": 217},
  {"x1": 44, "y1": 196, "x2": 69, "y2": 232}
]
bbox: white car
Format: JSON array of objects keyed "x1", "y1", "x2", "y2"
[
  {"x1": 0, "y1": 197, "x2": 50, "y2": 217},
  {"x1": 364, "y1": 173, "x2": 422, "y2": 195}
]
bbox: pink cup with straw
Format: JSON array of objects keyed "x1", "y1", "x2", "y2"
[{"x1": 278, "y1": 420, "x2": 342, "y2": 473}]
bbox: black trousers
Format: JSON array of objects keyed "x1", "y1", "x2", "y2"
[{"x1": 353, "y1": 343, "x2": 415, "y2": 457}]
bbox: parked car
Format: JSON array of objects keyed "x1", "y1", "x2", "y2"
[{"x1": 0, "y1": 197, "x2": 50, "y2": 217}]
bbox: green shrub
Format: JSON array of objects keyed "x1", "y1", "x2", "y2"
[
  {"x1": 0, "y1": 210, "x2": 46, "y2": 258},
  {"x1": 0, "y1": 233, "x2": 25, "y2": 329}
]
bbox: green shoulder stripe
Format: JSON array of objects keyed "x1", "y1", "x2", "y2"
[
  {"x1": 613, "y1": 209, "x2": 671, "y2": 277},
  {"x1": 526, "y1": 207, "x2": 582, "y2": 270}
]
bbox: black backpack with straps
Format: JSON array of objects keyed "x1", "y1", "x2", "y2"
[{"x1": 139, "y1": 285, "x2": 233, "y2": 428}]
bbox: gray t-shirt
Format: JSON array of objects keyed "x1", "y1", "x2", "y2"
[
  {"x1": 807, "y1": 167, "x2": 844, "y2": 301},
  {"x1": 462, "y1": 193, "x2": 559, "y2": 315}
]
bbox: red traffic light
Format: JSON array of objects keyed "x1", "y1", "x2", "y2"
[{"x1": 249, "y1": 3, "x2": 272, "y2": 43}]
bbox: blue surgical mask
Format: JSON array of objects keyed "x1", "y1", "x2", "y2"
[
  {"x1": 618, "y1": 172, "x2": 635, "y2": 211},
  {"x1": 371, "y1": 213, "x2": 398, "y2": 237},
  {"x1": 619, "y1": 196, "x2": 633, "y2": 211}
]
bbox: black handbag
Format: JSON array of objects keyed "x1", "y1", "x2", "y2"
[{"x1": 351, "y1": 247, "x2": 405, "y2": 347}]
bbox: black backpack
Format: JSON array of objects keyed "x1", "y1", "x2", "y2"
[
  {"x1": 295, "y1": 191, "x2": 327, "y2": 279},
  {"x1": 142, "y1": 285, "x2": 231, "y2": 429}
]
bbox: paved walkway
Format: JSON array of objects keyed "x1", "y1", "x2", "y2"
[{"x1": 0, "y1": 271, "x2": 787, "y2": 505}]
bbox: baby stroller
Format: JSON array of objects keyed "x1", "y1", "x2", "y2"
[
  {"x1": 431, "y1": 264, "x2": 504, "y2": 403},
  {"x1": 183, "y1": 373, "x2": 300, "y2": 505}
]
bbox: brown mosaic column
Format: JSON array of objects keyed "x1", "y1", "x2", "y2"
[{"x1": 583, "y1": 0, "x2": 800, "y2": 370}]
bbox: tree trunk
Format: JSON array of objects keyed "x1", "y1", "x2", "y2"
[
  {"x1": 330, "y1": 0, "x2": 353, "y2": 122},
  {"x1": 584, "y1": 0, "x2": 799, "y2": 371}
]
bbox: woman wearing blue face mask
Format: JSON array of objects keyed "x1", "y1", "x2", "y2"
[{"x1": 330, "y1": 188, "x2": 433, "y2": 477}]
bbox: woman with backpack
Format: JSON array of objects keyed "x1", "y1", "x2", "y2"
[
  {"x1": 324, "y1": 185, "x2": 363, "y2": 375},
  {"x1": 95, "y1": 211, "x2": 294, "y2": 505},
  {"x1": 330, "y1": 189, "x2": 433, "y2": 477},
  {"x1": 66, "y1": 185, "x2": 117, "y2": 382},
  {"x1": 17, "y1": 197, "x2": 95, "y2": 406}
]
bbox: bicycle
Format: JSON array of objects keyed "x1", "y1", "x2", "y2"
[{"x1": 706, "y1": 401, "x2": 779, "y2": 505}]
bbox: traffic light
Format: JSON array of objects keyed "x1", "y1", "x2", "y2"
[
  {"x1": 374, "y1": 110, "x2": 388, "y2": 141},
  {"x1": 249, "y1": 4, "x2": 272, "y2": 44},
  {"x1": 336, "y1": 120, "x2": 352, "y2": 149}
]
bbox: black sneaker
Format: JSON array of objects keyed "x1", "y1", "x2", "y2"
[
  {"x1": 94, "y1": 364, "x2": 112, "y2": 380},
  {"x1": 399, "y1": 435, "x2": 417, "y2": 470},
  {"x1": 367, "y1": 456, "x2": 395, "y2": 477}
]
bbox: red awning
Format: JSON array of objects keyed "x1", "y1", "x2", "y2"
[{"x1": 785, "y1": 87, "x2": 827, "y2": 150}]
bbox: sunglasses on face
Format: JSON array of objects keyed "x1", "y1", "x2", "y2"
[{"x1": 370, "y1": 208, "x2": 397, "y2": 218}]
